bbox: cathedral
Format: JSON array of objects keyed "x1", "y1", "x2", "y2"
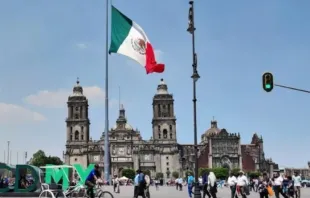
[{"x1": 64, "y1": 79, "x2": 277, "y2": 178}]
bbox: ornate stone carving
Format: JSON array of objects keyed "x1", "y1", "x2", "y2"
[{"x1": 127, "y1": 145, "x2": 131, "y2": 155}]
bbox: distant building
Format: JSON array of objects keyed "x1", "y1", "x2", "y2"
[
  {"x1": 284, "y1": 162, "x2": 310, "y2": 179},
  {"x1": 64, "y1": 79, "x2": 277, "y2": 178}
]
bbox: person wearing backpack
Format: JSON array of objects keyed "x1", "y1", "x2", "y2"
[{"x1": 135, "y1": 170, "x2": 146, "y2": 198}]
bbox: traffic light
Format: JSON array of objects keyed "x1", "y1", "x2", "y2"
[{"x1": 262, "y1": 72, "x2": 274, "y2": 92}]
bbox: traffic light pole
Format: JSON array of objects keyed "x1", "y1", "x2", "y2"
[{"x1": 275, "y1": 84, "x2": 310, "y2": 94}]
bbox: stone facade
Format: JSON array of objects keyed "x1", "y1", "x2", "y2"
[
  {"x1": 284, "y1": 162, "x2": 310, "y2": 178},
  {"x1": 64, "y1": 78, "x2": 275, "y2": 178}
]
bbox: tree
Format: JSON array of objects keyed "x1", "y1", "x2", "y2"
[
  {"x1": 185, "y1": 170, "x2": 194, "y2": 176},
  {"x1": 155, "y1": 172, "x2": 164, "y2": 179},
  {"x1": 230, "y1": 168, "x2": 240, "y2": 176},
  {"x1": 199, "y1": 168, "x2": 211, "y2": 176},
  {"x1": 172, "y1": 171, "x2": 179, "y2": 179},
  {"x1": 247, "y1": 171, "x2": 261, "y2": 179},
  {"x1": 29, "y1": 150, "x2": 63, "y2": 167},
  {"x1": 212, "y1": 167, "x2": 229, "y2": 179},
  {"x1": 122, "y1": 169, "x2": 135, "y2": 180},
  {"x1": 144, "y1": 170, "x2": 151, "y2": 176}
]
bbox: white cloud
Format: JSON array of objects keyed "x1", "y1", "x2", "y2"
[
  {"x1": 0, "y1": 103, "x2": 46, "y2": 124},
  {"x1": 76, "y1": 43, "x2": 87, "y2": 49},
  {"x1": 24, "y1": 86, "x2": 117, "y2": 108}
]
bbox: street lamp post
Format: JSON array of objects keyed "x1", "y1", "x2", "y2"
[{"x1": 187, "y1": 1, "x2": 201, "y2": 198}]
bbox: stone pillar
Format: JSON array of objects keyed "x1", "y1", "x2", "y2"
[
  {"x1": 170, "y1": 104, "x2": 173, "y2": 117},
  {"x1": 83, "y1": 105, "x2": 87, "y2": 119},
  {"x1": 208, "y1": 139, "x2": 212, "y2": 168},
  {"x1": 66, "y1": 127, "x2": 71, "y2": 141},
  {"x1": 68, "y1": 106, "x2": 71, "y2": 118}
]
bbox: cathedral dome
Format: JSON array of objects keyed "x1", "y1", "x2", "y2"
[
  {"x1": 156, "y1": 78, "x2": 169, "y2": 94},
  {"x1": 70, "y1": 78, "x2": 84, "y2": 97},
  {"x1": 204, "y1": 120, "x2": 220, "y2": 137}
]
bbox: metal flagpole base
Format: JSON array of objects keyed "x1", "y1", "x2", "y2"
[{"x1": 193, "y1": 182, "x2": 202, "y2": 198}]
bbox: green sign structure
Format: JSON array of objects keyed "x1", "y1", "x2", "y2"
[{"x1": 0, "y1": 163, "x2": 95, "y2": 192}]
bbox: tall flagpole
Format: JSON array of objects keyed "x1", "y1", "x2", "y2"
[{"x1": 104, "y1": 0, "x2": 110, "y2": 183}]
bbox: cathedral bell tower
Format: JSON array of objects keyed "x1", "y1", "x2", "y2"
[
  {"x1": 66, "y1": 79, "x2": 90, "y2": 143},
  {"x1": 152, "y1": 79, "x2": 177, "y2": 142}
]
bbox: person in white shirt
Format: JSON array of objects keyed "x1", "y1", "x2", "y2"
[
  {"x1": 272, "y1": 173, "x2": 287, "y2": 198},
  {"x1": 227, "y1": 173, "x2": 238, "y2": 198},
  {"x1": 292, "y1": 172, "x2": 301, "y2": 198},
  {"x1": 113, "y1": 175, "x2": 120, "y2": 193},
  {"x1": 178, "y1": 177, "x2": 183, "y2": 191},
  {"x1": 175, "y1": 178, "x2": 179, "y2": 190},
  {"x1": 236, "y1": 171, "x2": 248, "y2": 198}
]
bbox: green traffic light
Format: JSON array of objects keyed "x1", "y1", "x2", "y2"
[{"x1": 265, "y1": 84, "x2": 271, "y2": 89}]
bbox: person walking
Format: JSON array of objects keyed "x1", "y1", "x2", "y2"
[
  {"x1": 208, "y1": 172, "x2": 217, "y2": 198},
  {"x1": 227, "y1": 172, "x2": 237, "y2": 198},
  {"x1": 236, "y1": 170, "x2": 248, "y2": 198},
  {"x1": 187, "y1": 172, "x2": 194, "y2": 198},
  {"x1": 292, "y1": 172, "x2": 301, "y2": 198},
  {"x1": 202, "y1": 172, "x2": 211, "y2": 198}
]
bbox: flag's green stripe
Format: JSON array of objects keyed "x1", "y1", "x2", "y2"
[{"x1": 109, "y1": 6, "x2": 133, "y2": 54}]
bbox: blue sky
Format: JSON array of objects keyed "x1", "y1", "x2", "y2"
[{"x1": 0, "y1": 0, "x2": 309, "y2": 168}]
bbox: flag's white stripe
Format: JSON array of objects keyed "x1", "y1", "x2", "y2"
[{"x1": 117, "y1": 21, "x2": 149, "y2": 67}]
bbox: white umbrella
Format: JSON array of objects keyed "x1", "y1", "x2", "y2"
[{"x1": 120, "y1": 176, "x2": 128, "y2": 180}]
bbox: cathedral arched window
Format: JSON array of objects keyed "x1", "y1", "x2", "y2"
[
  {"x1": 81, "y1": 134, "x2": 84, "y2": 140},
  {"x1": 169, "y1": 125, "x2": 172, "y2": 132},
  {"x1": 163, "y1": 129, "x2": 168, "y2": 139},
  {"x1": 81, "y1": 126, "x2": 84, "y2": 132},
  {"x1": 158, "y1": 125, "x2": 161, "y2": 132},
  {"x1": 75, "y1": 114, "x2": 79, "y2": 119},
  {"x1": 158, "y1": 132, "x2": 161, "y2": 139},
  {"x1": 70, "y1": 132, "x2": 73, "y2": 141},
  {"x1": 170, "y1": 133, "x2": 173, "y2": 139},
  {"x1": 75, "y1": 130, "x2": 79, "y2": 140}
]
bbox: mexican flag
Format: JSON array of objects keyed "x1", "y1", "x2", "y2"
[{"x1": 109, "y1": 6, "x2": 165, "y2": 74}]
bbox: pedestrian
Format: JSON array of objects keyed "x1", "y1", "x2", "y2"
[
  {"x1": 202, "y1": 172, "x2": 211, "y2": 198},
  {"x1": 292, "y1": 172, "x2": 301, "y2": 198},
  {"x1": 208, "y1": 172, "x2": 217, "y2": 198},
  {"x1": 236, "y1": 170, "x2": 248, "y2": 198},
  {"x1": 187, "y1": 172, "x2": 194, "y2": 198},
  {"x1": 227, "y1": 172, "x2": 237, "y2": 198}
]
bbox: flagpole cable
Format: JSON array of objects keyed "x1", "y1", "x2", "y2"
[{"x1": 104, "y1": 0, "x2": 110, "y2": 183}]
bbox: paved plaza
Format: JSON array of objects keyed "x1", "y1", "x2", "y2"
[
  {"x1": 2, "y1": 186, "x2": 310, "y2": 198},
  {"x1": 109, "y1": 186, "x2": 309, "y2": 198},
  {"x1": 103, "y1": 186, "x2": 310, "y2": 198}
]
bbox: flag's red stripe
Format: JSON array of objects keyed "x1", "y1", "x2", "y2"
[{"x1": 145, "y1": 42, "x2": 165, "y2": 74}]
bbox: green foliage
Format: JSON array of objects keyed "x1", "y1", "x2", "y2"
[
  {"x1": 144, "y1": 170, "x2": 151, "y2": 176},
  {"x1": 198, "y1": 167, "x2": 229, "y2": 179},
  {"x1": 230, "y1": 168, "x2": 241, "y2": 177},
  {"x1": 247, "y1": 171, "x2": 261, "y2": 178},
  {"x1": 185, "y1": 170, "x2": 193, "y2": 176},
  {"x1": 199, "y1": 168, "x2": 211, "y2": 176},
  {"x1": 122, "y1": 169, "x2": 136, "y2": 180},
  {"x1": 30, "y1": 150, "x2": 63, "y2": 167},
  {"x1": 212, "y1": 167, "x2": 229, "y2": 180},
  {"x1": 155, "y1": 172, "x2": 164, "y2": 179},
  {"x1": 172, "y1": 171, "x2": 179, "y2": 178}
]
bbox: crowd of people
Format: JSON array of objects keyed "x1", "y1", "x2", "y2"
[{"x1": 227, "y1": 171, "x2": 302, "y2": 198}]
